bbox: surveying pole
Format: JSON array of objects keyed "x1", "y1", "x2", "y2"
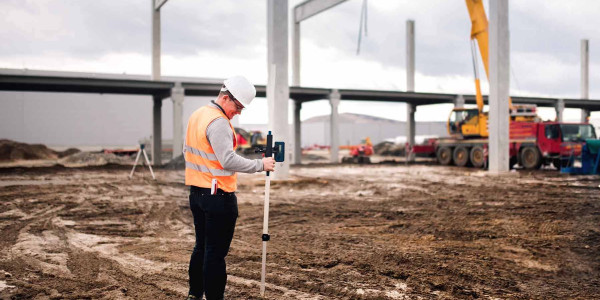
[{"x1": 256, "y1": 131, "x2": 284, "y2": 296}]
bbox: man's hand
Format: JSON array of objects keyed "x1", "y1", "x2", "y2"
[{"x1": 262, "y1": 157, "x2": 275, "y2": 172}]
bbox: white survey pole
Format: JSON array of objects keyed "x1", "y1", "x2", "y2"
[
  {"x1": 260, "y1": 66, "x2": 278, "y2": 297},
  {"x1": 260, "y1": 165, "x2": 272, "y2": 296}
]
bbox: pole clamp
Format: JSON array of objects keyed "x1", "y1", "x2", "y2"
[{"x1": 262, "y1": 234, "x2": 270, "y2": 242}]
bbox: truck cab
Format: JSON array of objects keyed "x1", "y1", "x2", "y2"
[{"x1": 535, "y1": 122, "x2": 597, "y2": 169}]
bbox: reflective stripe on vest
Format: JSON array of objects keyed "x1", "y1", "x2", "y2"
[
  {"x1": 183, "y1": 144, "x2": 218, "y2": 161},
  {"x1": 185, "y1": 161, "x2": 235, "y2": 176},
  {"x1": 184, "y1": 105, "x2": 238, "y2": 192}
]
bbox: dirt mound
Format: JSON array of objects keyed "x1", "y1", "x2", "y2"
[
  {"x1": 374, "y1": 141, "x2": 405, "y2": 156},
  {"x1": 59, "y1": 151, "x2": 131, "y2": 167},
  {"x1": 56, "y1": 148, "x2": 80, "y2": 158},
  {"x1": 0, "y1": 139, "x2": 66, "y2": 162}
]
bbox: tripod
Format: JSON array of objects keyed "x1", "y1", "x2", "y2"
[{"x1": 129, "y1": 144, "x2": 156, "y2": 180}]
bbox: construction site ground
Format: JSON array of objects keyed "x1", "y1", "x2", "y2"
[{"x1": 1, "y1": 159, "x2": 599, "y2": 299}]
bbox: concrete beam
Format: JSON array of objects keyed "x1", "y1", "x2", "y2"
[
  {"x1": 267, "y1": 0, "x2": 290, "y2": 179},
  {"x1": 151, "y1": 0, "x2": 161, "y2": 80},
  {"x1": 294, "y1": 0, "x2": 347, "y2": 23},
  {"x1": 406, "y1": 20, "x2": 415, "y2": 92},
  {"x1": 171, "y1": 82, "x2": 184, "y2": 159},
  {"x1": 292, "y1": 22, "x2": 301, "y2": 86},
  {"x1": 582, "y1": 109, "x2": 591, "y2": 123},
  {"x1": 154, "y1": 0, "x2": 168, "y2": 10},
  {"x1": 406, "y1": 103, "x2": 416, "y2": 162},
  {"x1": 488, "y1": 0, "x2": 510, "y2": 174},
  {"x1": 454, "y1": 94, "x2": 465, "y2": 108},
  {"x1": 581, "y1": 39, "x2": 589, "y2": 122},
  {"x1": 329, "y1": 89, "x2": 341, "y2": 163},
  {"x1": 293, "y1": 101, "x2": 302, "y2": 164},
  {"x1": 152, "y1": 96, "x2": 162, "y2": 166},
  {"x1": 555, "y1": 98, "x2": 564, "y2": 122}
]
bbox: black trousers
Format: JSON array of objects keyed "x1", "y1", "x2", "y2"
[{"x1": 188, "y1": 186, "x2": 238, "y2": 299}]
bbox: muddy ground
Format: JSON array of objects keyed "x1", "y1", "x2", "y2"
[{"x1": 0, "y1": 163, "x2": 599, "y2": 299}]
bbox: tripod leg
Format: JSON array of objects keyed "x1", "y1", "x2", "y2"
[
  {"x1": 142, "y1": 149, "x2": 156, "y2": 180},
  {"x1": 129, "y1": 149, "x2": 142, "y2": 179}
]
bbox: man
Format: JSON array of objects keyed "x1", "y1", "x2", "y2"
[{"x1": 184, "y1": 75, "x2": 275, "y2": 300}]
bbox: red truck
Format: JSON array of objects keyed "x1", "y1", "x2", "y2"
[{"x1": 427, "y1": 121, "x2": 597, "y2": 169}]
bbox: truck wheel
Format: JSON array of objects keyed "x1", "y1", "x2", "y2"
[
  {"x1": 470, "y1": 146, "x2": 485, "y2": 168},
  {"x1": 437, "y1": 146, "x2": 452, "y2": 165},
  {"x1": 453, "y1": 146, "x2": 470, "y2": 167},
  {"x1": 520, "y1": 146, "x2": 542, "y2": 169}
]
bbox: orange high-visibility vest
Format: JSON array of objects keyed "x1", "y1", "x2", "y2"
[{"x1": 184, "y1": 106, "x2": 238, "y2": 192}]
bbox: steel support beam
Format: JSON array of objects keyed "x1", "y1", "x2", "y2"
[
  {"x1": 329, "y1": 89, "x2": 340, "y2": 163},
  {"x1": 152, "y1": 96, "x2": 162, "y2": 166},
  {"x1": 171, "y1": 82, "x2": 184, "y2": 159},
  {"x1": 267, "y1": 0, "x2": 290, "y2": 179},
  {"x1": 293, "y1": 101, "x2": 302, "y2": 164},
  {"x1": 488, "y1": 0, "x2": 510, "y2": 174}
]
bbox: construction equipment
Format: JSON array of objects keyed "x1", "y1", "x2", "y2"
[
  {"x1": 254, "y1": 131, "x2": 285, "y2": 297},
  {"x1": 435, "y1": 121, "x2": 596, "y2": 169},
  {"x1": 235, "y1": 127, "x2": 266, "y2": 155},
  {"x1": 341, "y1": 137, "x2": 374, "y2": 164},
  {"x1": 450, "y1": 0, "x2": 539, "y2": 139}
]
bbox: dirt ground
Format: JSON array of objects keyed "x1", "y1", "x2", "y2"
[{"x1": 0, "y1": 162, "x2": 599, "y2": 299}]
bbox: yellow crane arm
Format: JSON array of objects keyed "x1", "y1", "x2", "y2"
[
  {"x1": 465, "y1": 0, "x2": 515, "y2": 111},
  {"x1": 465, "y1": 0, "x2": 489, "y2": 80}
]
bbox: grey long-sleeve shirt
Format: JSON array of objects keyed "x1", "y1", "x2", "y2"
[{"x1": 205, "y1": 102, "x2": 263, "y2": 173}]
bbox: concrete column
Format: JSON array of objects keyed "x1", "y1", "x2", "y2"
[
  {"x1": 292, "y1": 22, "x2": 301, "y2": 86},
  {"x1": 293, "y1": 101, "x2": 302, "y2": 164},
  {"x1": 581, "y1": 109, "x2": 590, "y2": 123},
  {"x1": 454, "y1": 94, "x2": 465, "y2": 108},
  {"x1": 581, "y1": 39, "x2": 589, "y2": 122},
  {"x1": 151, "y1": 0, "x2": 160, "y2": 80},
  {"x1": 406, "y1": 103, "x2": 416, "y2": 162},
  {"x1": 267, "y1": 0, "x2": 290, "y2": 179},
  {"x1": 329, "y1": 90, "x2": 341, "y2": 163},
  {"x1": 152, "y1": 96, "x2": 162, "y2": 166},
  {"x1": 171, "y1": 82, "x2": 184, "y2": 159},
  {"x1": 488, "y1": 0, "x2": 510, "y2": 174},
  {"x1": 555, "y1": 98, "x2": 564, "y2": 122},
  {"x1": 406, "y1": 20, "x2": 415, "y2": 92}
]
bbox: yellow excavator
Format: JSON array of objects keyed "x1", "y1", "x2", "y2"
[{"x1": 448, "y1": 0, "x2": 538, "y2": 139}]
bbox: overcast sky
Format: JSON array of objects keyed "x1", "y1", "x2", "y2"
[{"x1": 1, "y1": 0, "x2": 599, "y2": 145}]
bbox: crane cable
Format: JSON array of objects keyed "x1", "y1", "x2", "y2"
[{"x1": 356, "y1": 0, "x2": 368, "y2": 55}]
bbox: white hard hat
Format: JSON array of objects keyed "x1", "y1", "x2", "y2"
[{"x1": 222, "y1": 76, "x2": 256, "y2": 107}]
